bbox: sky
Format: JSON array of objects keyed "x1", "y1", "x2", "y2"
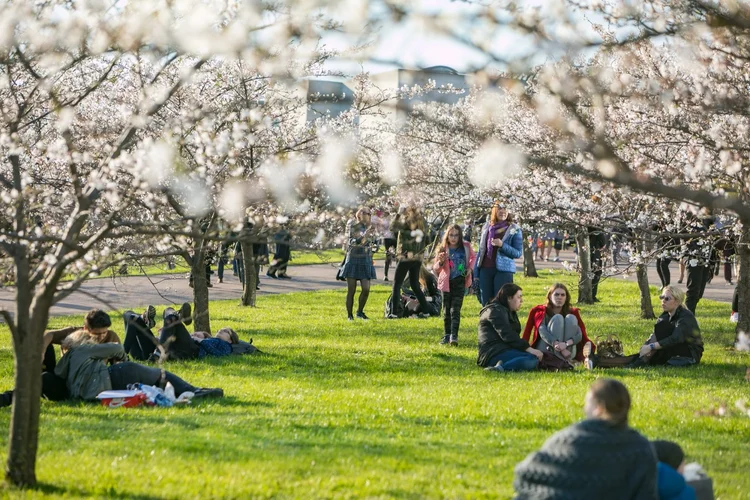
[{"x1": 323, "y1": 0, "x2": 604, "y2": 76}]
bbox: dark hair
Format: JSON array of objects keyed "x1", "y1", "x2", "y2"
[
  {"x1": 546, "y1": 283, "x2": 572, "y2": 316},
  {"x1": 217, "y1": 327, "x2": 239, "y2": 344},
  {"x1": 651, "y1": 440, "x2": 685, "y2": 470},
  {"x1": 490, "y1": 283, "x2": 522, "y2": 308},
  {"x1": 84, "y1": 309, "x2": 112, "y2": 330},
  {"x1": 588, "y1": 378, "x2": 631, "y2": 427},
  {"x1": 438, "y1": 224, "x2": 464, "y2": 254}
]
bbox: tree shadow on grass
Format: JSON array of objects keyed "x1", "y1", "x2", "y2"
[{"x1": 7, "y1": 481, "x2": 169, "y2": 500}]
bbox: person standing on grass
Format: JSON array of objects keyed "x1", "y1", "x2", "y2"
[
  {"x1": 513, "y1": 378, "x2": 658, "y2": 499},
  {"x1": 474, "y1": 202, "x2": 522, "y2": 306},
  {"x1": 340, "y1": 207, "x2": 377, "y2": 320},
  {"x1": 379, "y1": 209, "x2": 396, "y2": 282},
  {"x1": 433, "y1": 224, "x2": 476, "y2": 346},
  {"x1": 387, "y1": 205, "x2": 430, "y2": 318},
  {"x1": 478, "y1": 283, "x2": 542, "y2": 372}
]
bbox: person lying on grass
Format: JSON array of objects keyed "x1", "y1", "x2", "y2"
[
  {"x1": 522, "y1": 283, "x2": 595, "y2": 362},
  {"x1": 584, "y1": 285, "x2": 703, "y2": 369},
  {"x1": 478, "y1": 283, "x2": 543, "y2": 372},
  {"x1": 192, "y1": 328, "x2": 259, "y2": 357},
  {"x1": 55, "y1": 330, "x2": 223, "y2": 401},
  {"x1": 1, "y1": 309, "x2": 120, "y2": 407},
  {"x1": 513, "y1": 378, "x2": 658, "y2": 499}
]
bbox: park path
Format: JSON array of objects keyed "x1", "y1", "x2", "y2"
[{"x1": 0, "y1": 250, "x2": 735, "y2": 318}]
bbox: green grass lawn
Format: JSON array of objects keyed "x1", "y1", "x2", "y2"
[{"x1": 0, "y1": 271, "x2": 748, "y2": 498}]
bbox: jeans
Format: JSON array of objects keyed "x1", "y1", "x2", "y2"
[
  {"x1": 477, "y1": 267, "x2": 513, "y2": 306},
  {"x1": 488, "y1": 349, "x2": 539, "y2": 372},
  {"x1": 108, "y1": 362, "x2": 196, "y2": 396},
  {"x1": 656, "y1": 258, "x2": 671, "y2": 287},
  {"x1": 123, "y1": 311, "x2": 159, "y2": 361},
  {"x1": 390, "y1": 260, "x2": 428, "y2": 315},
  {"x1": 442, "y1": 277, "x2": 465, "y2": 338}
]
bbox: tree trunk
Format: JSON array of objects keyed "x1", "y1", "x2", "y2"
[
  {"x1": 576, "y1": 229, "x2": 593, "y2": 304},
  {"x1": 636, "y1": 263, "x2": 656, "y2": 319},
  {"x1": 736, "y1": 223, "x2": 750, "y2": 341},
  {"x1": 240, "y1": 241, "x2": 257, "y2": 307},
  {"x1": 6, "y1": 254, "x2": 42, "y2": 488},
  {"x1": 523, "y1": 235, "x2": 538, "y2": 277},
  {"x1": 190, "y1": 245, "x2": 211, "y2": 334}
]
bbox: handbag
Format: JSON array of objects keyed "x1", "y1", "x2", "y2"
[
  {"x1": 594, "y1": 334, "x2": 624, "y2": 358},
  {"x1": 539, "y1": 351, "x2": 574, "y2": 372},
  {"x1": 335, "y1": 256, "x2": 347, "y2": 282}
]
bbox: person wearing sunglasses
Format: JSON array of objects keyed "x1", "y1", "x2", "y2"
[{"x1": 584, "y1": 285, "x2": 703, "y2": 368}]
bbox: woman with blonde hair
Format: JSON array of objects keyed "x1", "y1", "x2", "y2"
[
  {"x1": 584, "y1": 285, "x2": 703, "y2": 369},
  {"x1": 522, "y1": 283, "x2": 594, "y2": 362}
]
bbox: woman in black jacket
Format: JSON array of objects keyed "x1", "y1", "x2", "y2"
[
  {"x1": 477, "y1": 283, "x2": 543, "y2": 372},
  {"x1": 584, "y1": 284, "x2": 703, "y2": 369}
]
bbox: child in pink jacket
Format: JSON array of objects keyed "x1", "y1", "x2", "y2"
[{"x1": 433, "y1": 224, "x2": 477, "y2": 346}]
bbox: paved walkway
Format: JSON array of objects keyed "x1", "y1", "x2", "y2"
[{"x1": 0, "y1": 250, "x2": 734, "y2": 318}]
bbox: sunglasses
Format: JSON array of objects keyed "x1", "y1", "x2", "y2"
[{"x1": 659, "y1": 295, "x2": 673, "y2": 301}]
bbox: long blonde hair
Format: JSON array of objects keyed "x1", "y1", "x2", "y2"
[{"x1": 61, "y1": 330, "x2": 97, "y2": 354}]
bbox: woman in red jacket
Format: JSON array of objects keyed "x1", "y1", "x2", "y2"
[{"x1": 522, "y1": 283, "x2": 594, "y2": 362}]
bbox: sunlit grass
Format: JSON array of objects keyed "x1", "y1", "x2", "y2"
[{"x1": 0, "y1": 270, "x2": 747, "y2": 498}]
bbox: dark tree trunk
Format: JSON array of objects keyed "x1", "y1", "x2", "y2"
[
  {"x1": 636, "y1": 263, "x2": 656, "y2": 319},
  {"x1": 6, "y1": 254, "x2": 43, "y2": 488},
  {"x1": 736, "y1": 223, "x2": 750, "y2": 342},
  {"x1": 240, "y1": 241, "x2": 257, "y2": 307},
  {"x1": 576, "y1": 229, "x2": 593, "y2": 304},
  {"x1": 190, "y1": 244, "x2": 211, "y2": 334},
  {"x1": 523, "y1": 235, "x2": 538, "y2": 277}
]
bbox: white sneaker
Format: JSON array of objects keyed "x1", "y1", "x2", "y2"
[{"x1": 731, "y1": 312, "x2": 739, "y2": 323}]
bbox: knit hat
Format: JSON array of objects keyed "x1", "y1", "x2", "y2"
[{"x1": 651, "y1": 440, "x2": 684, "y2": 470}]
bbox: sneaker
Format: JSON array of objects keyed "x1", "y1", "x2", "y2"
[
  {"x1": 356, "y1": 311, "x2": 369, "y2": 320},
  {"x1": 439, "y1": 335, "x2": 450, "y2": 345},
  {"x1": 277, "y1": 274, "x2": 292, "y2": 280},
  {"x1": 677, "y1": 279, "x2": 683, "y2": 284},
  {"x1": 192, "y1": 388, "x2": 224, "y2": 399},
  {"x1": 553, "y1": 257, "x2": 560, "y2": 262},
  {"x1": 218, "y1": 278, "x2": 223, "y2": 283},
  {"x1": 143, "y1": 305, "x2": 156, "y2": 329},
  {"x1": 383, "y1": 276, "x2": 390, "y2": 282},
  {"x1": 163, "y1": 306, "x2": 178, "y2": 323},
  {"x1": 266, "y1": 271, "x2": 278, "y2": 279},
  {"x1": 386, "y1": 314, "x2": 399, "y2": 319},
  {"x1": 179, "y1": 302, "x2": 192, "y2": 326},
  {"x1": 449, "y1": 334, "x2": 458, "y2": 346},
  {"x1": 347, "y1": 315, "x2": 354, "y2": 321},
  {"x1": 484, "y1": 361, "x2": 505, "y2": 372},
  {"x1": 207, "y1": 282, "x2": 213, "y2": 288},
  {"x1": 416, "y1": 312, "x2": 430, "y2": 319}
]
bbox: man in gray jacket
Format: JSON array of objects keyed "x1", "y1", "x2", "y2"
[{"x1": 514, "y1": 379, "x2": 658, "y2": 499}]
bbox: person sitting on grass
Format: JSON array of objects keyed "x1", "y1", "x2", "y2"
[
  {"x1": 514, "y1": 378, "x2": 658, "y2": 499},
  {"x1": 584, "y1": 285, "x2": 703, "y2": 369},
  {"x1": 477, "y1": 283, "x2": 543, "y2": 372},
  {"x1": 651, "y1": 440, "x2": 697, "y2": 500},
  {"x1": 55, "y1": 330, "x2": 223, "y2": 401},
  {"x1": 522, "y1": 283, "x2": 594, "y2": 362},
  {"x1": 1, "y1": 309, "x2": 121, "y2": 407}
]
